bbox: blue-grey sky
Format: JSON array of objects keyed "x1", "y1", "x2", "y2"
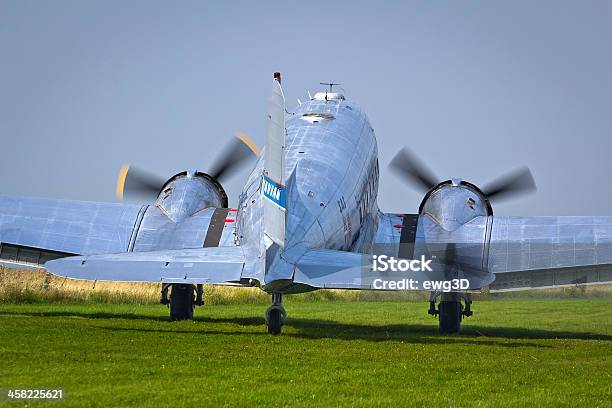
[{"x1": 1, "y1": 1, "x2": 611, "y2": 216}]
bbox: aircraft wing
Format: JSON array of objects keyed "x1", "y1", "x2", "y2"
[
  {"x1": 0, "y1": 195, "x2": 239, "y2": 270},
  {"x1": 488, "y1": 216, "x2": 612, "y2": 291},
  {"x1": 45, "y1": 247, "x2": 246, "y2": 284},
  {"x1": 0, "y1": 195, "x2": 144, "y2": 268},
  {"x1": 366, "y1": 212, "x2": 612, "y2": 292}
]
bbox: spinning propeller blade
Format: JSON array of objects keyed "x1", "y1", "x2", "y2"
[
  {"x1": 116, "y1": 133, "x2": 260, "y2": 201},
  {"x1": 481, "y1": 166, "x2": 537, "y2": 202},
  {"x1": 389, "y1": 147, "x2": 439, "y2": 192},
  {"x1": 389, "y1": 147, "x2": 536, "y2": 203},
  {"x1": 209, "y1": 133, "x2": 260, "y2": 182},
  {"x1": 116, "y1": 165, "x2": 166, "y2": 200}
]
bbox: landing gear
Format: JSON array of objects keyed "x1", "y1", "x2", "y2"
[
  {"x1": 161, "y1": 284, "x2": 204, "y2": 321},
  {"x1": 439, "y1": 296, "x2": 462, "y2": 334},
  {"x1": 159, "y1": 283, "x2": 204, "y2": 321},
  {"x1": 265, "y1": 293, "x2": 286, "y2": 335},
  {"x1": 428, "y1": 292, "x2": 472, "y2": 334},
  {"x1": 160, "y1": 283, "x2": 171, "y2": 305}
]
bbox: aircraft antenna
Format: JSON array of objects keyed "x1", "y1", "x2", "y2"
[{"x1": 319, "y1": 82, "x2": 340, "y2": 93}]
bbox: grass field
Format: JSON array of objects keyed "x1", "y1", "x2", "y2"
[{"x1": 1, "y1": 298, "x2": 611, "y2": 407}]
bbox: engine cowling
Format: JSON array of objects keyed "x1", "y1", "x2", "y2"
[
  {"x1": 419, "y1": 178, "x2": 492, "y2": 231},
  {"x1": 417, "y1": 178, "x2": 495, "y2": 289},
  {"x1": 156, "y1": 171, "x2": 228, "y2": 222}
]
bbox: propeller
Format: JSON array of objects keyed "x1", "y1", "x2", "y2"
[
  {"x1": 115, "y1": 165, "x2": 166, "y2": 201},
  {"x1": 481, "y1": 166, "x2": 536, "y2": 202},
  {"x1": 389, "y1": 147, "x2": 438, "y2": 192},
  {"x1": 389, "y1": 147, "x2": 536, "y2": 202},
  {"x1": 116, "y1": 133, "x2": 260, "y2": 201},
  {"x1": 209, "y1": 133, "x2": 261, "y2": 182}
]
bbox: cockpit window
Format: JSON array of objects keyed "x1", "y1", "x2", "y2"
[{"x1": 301, "y1": 112, "x2": 335, "y2": 123}]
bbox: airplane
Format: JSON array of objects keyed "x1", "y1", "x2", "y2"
[{"x1": 1, "y1": 72, "x2": 611, "y2": 335}]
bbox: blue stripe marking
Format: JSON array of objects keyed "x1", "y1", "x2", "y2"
[{"x1": 262, "y1": 175, "x2": 286, "y2": 209}]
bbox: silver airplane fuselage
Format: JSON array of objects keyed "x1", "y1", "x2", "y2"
[{"x1": 237, "y1": 92, "x2": 380, "y2": 293}]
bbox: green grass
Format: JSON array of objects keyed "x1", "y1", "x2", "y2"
[
  {"x1": 3, "y1": 268, "x2": 611, "y2": 306},
  {"x1": 0, "y1": 299, "x2": 611, "y2": 407}
]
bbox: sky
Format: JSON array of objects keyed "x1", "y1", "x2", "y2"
[{"x1": 1, "y1": 0, "x2": 611, "y2": 216}]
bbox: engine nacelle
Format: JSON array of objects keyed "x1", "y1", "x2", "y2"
[
  {"x1": 417, "y1": 178, "x2": 495, "y2": 289},
  {"x1": 419, "y1": 179, "x2": 492, "y2": 232},
  {"x1": 156, "y1": 171, "x2": 228, "y2": 222}
]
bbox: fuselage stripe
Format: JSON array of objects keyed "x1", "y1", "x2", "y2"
[
  {"x1": 398, "y1": 214, "x2": 419, "y2": 259},
  {"x1": 203, "y1": 208, "x2": 229, "y2": 248}
]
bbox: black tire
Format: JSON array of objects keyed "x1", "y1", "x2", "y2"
[
  {"x1": 438, "y1": 300, "x2": 462, "y2": 334},
  {"x1": 267, "y1": 308, "x2": 283, "y2": 335},
  {"x1": 169, "y1": 284, "x2": 195, "y2": 321}
]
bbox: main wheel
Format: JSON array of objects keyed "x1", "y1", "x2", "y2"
[
  {"x1": 266, "y1": 308, "x2": 283, "y2": 335},
  {"x1": 169, "y1": 284, "x2": 195, "y2": 321},
  {"x1": 438, "y1": 300, "x2": 462, "y2": 334}
]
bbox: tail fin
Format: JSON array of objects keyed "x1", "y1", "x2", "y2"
[{"x1": 262, "y1": 76, "x2": 286, "y2": 248}]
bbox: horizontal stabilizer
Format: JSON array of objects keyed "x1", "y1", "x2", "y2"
[
  {"x1": 45, "y1": 247, "x2": 245, "y2": 284},
  {"x1": 294, "y1": 249, "x2": 369, "y2": 289},
  {"x1": 293, "y1": 249, "x2": 454, "y2": 290}
]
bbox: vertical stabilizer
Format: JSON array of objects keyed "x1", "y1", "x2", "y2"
[{"x1": 262, "y1": 75, "x2": 286, "y2": 248}]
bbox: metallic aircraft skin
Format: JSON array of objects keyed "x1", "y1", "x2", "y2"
[{"x1": 236, "y1": 92, "x2": 380, "y2": 293}]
